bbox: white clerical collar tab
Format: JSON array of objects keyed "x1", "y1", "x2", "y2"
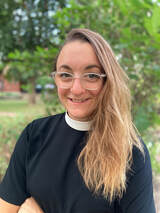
[{"x1": 65, "y1": 112, "x2": 91, "y2": 131}]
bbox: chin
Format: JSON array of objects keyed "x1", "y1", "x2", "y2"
[{"x1": 68, "y1": 111, "x2": 92, "y2": 121}]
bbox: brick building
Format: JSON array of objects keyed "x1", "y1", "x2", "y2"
[{"x1": 0, "y1": 75, "x2": 20, "y2": 92}]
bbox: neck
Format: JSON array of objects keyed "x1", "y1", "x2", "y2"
[{"x1": 65, "y1": 112, "x2": 92, "y2": 131}]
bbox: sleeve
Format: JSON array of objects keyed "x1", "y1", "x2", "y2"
[
  {"x1": 118, "y1": 142, "x2": 156, "y2": 213},
  {"x1": 0, "y1": 123, "x2": 32, "y2": 205}
]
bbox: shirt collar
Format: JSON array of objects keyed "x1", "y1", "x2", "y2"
[{"x1": 65, "y1": 112, "x2": 91, "y2": 131}]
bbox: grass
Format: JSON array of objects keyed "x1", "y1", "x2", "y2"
[
  {"x1": 0, "y1": 95, "x2": 49, "y2": 180},
  {"x1": 0, "y1": 100, "x2": 28, "y2": 112},
  {"x1": 0, "y1": 98, "x2": 46, "y2": 116}
]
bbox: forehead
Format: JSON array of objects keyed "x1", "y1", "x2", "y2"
[{"x1": 56, "y1": 41, "x2": 101, "y2": 69}]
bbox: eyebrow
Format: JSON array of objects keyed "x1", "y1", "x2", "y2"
[
  {"x1": 58, "y1": 64, "x2": 101, "y2": 71},
  {"x1": 85, "y1": 65, "x2": 101, "y2": 70},
  {"x1": 59, "y1": 65, "x2": 72, "y2": 71}
]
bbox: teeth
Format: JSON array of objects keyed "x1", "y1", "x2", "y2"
[{"x1": 71, "y1": 99, "x2": 85, "y2": 102}]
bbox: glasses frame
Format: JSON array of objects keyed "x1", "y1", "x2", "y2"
[{"x1": 50, "y1": 71, "x2": 107, "y2": 90}]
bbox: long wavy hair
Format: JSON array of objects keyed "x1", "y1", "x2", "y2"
[{"x1": 55, "y1": 28, "x2": 144, "y2": 202}]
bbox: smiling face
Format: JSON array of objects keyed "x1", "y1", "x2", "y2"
[{"x1": 56, "y1": 40, "x2": 104, "y2": 121}]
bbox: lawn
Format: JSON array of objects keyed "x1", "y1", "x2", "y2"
[
  {"x1": 0, "y1": 96, "x2": 47, "y2": 180},
  {"x1": 0, "y1": 98, "x2": 46, "y2": 117}
]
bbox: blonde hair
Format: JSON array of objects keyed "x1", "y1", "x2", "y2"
[{"x1": 59, "y1": 28, "x2": 144, "y2": 202}]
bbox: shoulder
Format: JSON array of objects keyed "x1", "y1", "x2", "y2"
[
  {"x1": 131, "y1": 139, "x2": 151, "y2": 174},
  {"x1": 118, "y1": 139, "x2": 155, "y2": 212},
  {"x1": 32, "y1": 112, "x2": 65, "y2": 127},
  {"x1": 23, "y1": 113, "x2": 66, "y2": 161},
  {"x1": 126, "y1": 138, "x2": 153, "y2": 189},
  {"x1": 26, "y1": 113, "x2": 65, "y2": 136}
]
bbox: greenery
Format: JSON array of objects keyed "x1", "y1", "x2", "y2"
[
  {"x1": 0, "y1": 98, "x2": 47, "y2": 180},
  {"x1": 0, "y1": 0, "x2": 67, "y2": 59},
  {"x1": 52, "y1": 0, "x2": 160, "y2": 134},
  {"x1": 144, "y1": 128, "x2": 160, "y2": 174},
  {"x1": 0, "y1": 92, "x2": 22, "y2": 99},
  {"x1": 0, "y1": 0, "x2": 67, "y2": 103},
  {"x1": 0, "y1": 99, "x2": 45, "y2": 114},
  {"x1": 0, "y1": 115, "x2": 35, "y2": 180},
  {"x1": 0, "y1": 100, "x2": 27, "y2": 112},
  {"x1": 2, "y1": 0, "x2": 158, "y2": 132},
  {"x1": 41, "y1": 90, "x2": 65, "y2": 115},
  {"x1": 7, "y1": 47, "x2": 58, "y2": 104}
]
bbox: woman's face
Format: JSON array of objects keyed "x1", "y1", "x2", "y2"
[{"x1": 56, "y1": 41, "x2": 104, "y2": 121}]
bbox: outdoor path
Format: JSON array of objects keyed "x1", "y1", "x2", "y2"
[{"x1": 0, "y1": 112, "x2": 16, "y2": 117}]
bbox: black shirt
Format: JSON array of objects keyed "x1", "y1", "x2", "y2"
[{"x1": 0, "y1": 113, "x2": 156, "y2": 213}]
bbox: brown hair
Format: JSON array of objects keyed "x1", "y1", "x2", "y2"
[{"x1": 57, "y1": 28, "x2": 144, "y2": 202}]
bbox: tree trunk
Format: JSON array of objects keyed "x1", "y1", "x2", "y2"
[{"x1": 28, "y1": 77, "x2": 36, "y2": 104}]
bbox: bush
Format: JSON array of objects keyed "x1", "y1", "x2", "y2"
[
  {"x1": 0, "y1": 92, "x2": 22, "y2": 99},
  {"x1": 0, "y1": 115, "x2": 39, "y2": 180},
  {"x1": 143, "y1": 127, "x2": 160, "y2": 175},
  {"x1": 41, "y1": 89, "x2": 65, "y2": 115}
]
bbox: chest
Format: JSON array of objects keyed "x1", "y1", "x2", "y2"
[{"x1": 27, "y1": 128, "x2": 116, "y2": 213}]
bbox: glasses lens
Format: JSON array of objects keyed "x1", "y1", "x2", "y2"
[
  {"x1": 54, "y1": 72, "x2": 103, "y2": 90},
  {"x1": 55, "y1": 72, "x2": 73, "y2": 88},
  {"x1": 82, "y1": 73, "x2": 102, "y2": 90}
]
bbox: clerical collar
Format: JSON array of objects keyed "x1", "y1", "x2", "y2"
[{"x1": 65, "y1": 112, "x2": 91, "y2": 131}]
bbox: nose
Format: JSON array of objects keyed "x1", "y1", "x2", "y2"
[{"x1": 70, "y1": 78, "x2": 86, "y2": 95}]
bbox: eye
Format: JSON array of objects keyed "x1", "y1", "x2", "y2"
[
  {"x1": 57, "y1": 72, "x2": 72, "y2": 79},
  {"x1": 84, "y1": 73, "x2": 100, "y2": 81}
]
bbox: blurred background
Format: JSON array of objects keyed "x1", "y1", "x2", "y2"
[{"x1": 0, "y1": 0, "x2": 160, "y2": 211}]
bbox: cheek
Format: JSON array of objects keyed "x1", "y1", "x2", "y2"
[
  {"x1": 57, "y1": 88, "x2": 68, "y2": 102},
  {"x1": 91, "y1": 85, "x2": 103, "y2": 97}
]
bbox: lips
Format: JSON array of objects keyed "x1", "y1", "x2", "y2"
[{"x1": 68, "y1": 98, "x2": 89, "y2": 103}]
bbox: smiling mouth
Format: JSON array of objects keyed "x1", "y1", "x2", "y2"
[{"x1": 68, "y1": 98, "x2": 89, "y2": 103}]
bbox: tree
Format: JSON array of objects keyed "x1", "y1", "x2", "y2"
[
  {"x1": 0, "y1": 0, "x2": 21, "y2": 74},
  {"x1": 8, "y1": 47, "x2": 58, "y2": 104},
  {"x1": 0, "y1": 0, "x2": 67, "y2": 58},
  {"x1": 52, "y1": 0, "x2": 160, "y2": 132},
  {"x1": 0, "y1": 0, "x2": 67, "y2": 103}
]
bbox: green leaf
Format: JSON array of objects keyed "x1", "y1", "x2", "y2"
[
  {"x1": 152, "y1": 5, "x2": 160, "y2": 34},
  {"x1": 114, "y1": 0, "x2": 129, "y2": 15},
  {"x1": 144, "y1": 5, "x2": 160, "y2": 36}
]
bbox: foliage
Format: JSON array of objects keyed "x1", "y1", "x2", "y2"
[
  {"x1": 143, "y1": 127, "x2": 160, "y2": 174},
  {"x1": 0, "y1": 115, "x2": 31, "y2": 180},
  {"x1": 52, "y1": 0, "x2": 160, "y2": 134},
  {"x1": 0, "y1": 99, "x2": 46, "y2": 180},
  {"x1": 9, "y1": 47, "x2": 56, "y2": 77},
  {"x1": 0, "y1": 92, "x2": 22, "y2": 99},
  {"x1": 1, "y1": 0, "x2": 159, "y2": 129},
  {"x1": 7, "y1": 47, "x2": 58, "y2": 103},
  {"x1": 0, "y1": 0, "x2": 67, "y2": 61},
  {"x1": 0, "y1": 0, "x2": 67, "y2": 102},
  {"x1": 0, "y1": 0, "x2": 20, "y2": 61},
  {"x1": 41, "y1": 89, "x2": 65, "y2": 115}
]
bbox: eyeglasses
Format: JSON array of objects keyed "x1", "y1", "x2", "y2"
[{"x1": 50, "y1": 71, "x2": 107, "y2": 90}]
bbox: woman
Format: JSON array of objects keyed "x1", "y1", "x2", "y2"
[{"x1": 0, "y1": 28, "x2": 155, "y2": 213}]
